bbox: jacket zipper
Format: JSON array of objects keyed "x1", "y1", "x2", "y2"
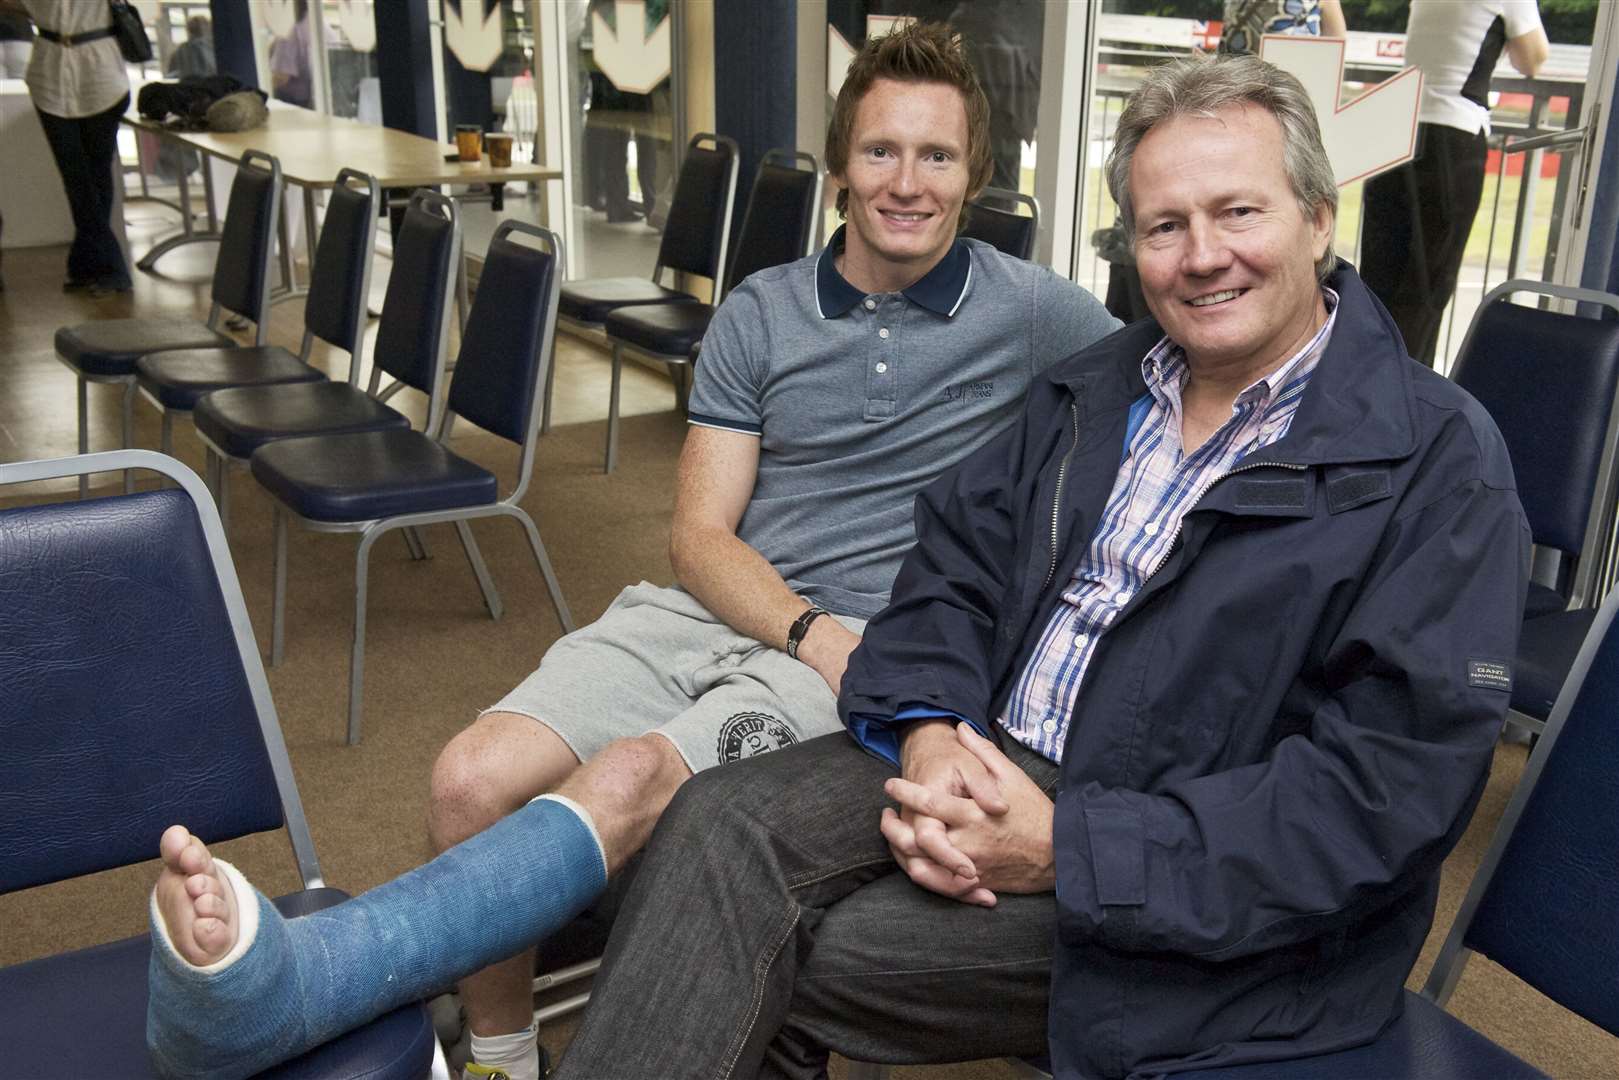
[
  {"x1": 1041, "y1": 403, "x2": 1082, "y2": 591},
  {"x1": 1139, "y1": 458, "x2": 1309, "y2": 585}
]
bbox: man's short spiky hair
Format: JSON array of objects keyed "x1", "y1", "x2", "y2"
[{"x1": 825, "y1": 20, "x2": 993, "y2": 232}]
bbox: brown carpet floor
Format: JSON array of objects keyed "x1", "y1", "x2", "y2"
[{"x1": 2, "y1": 244, "x2": 1615, "y2": 1078}]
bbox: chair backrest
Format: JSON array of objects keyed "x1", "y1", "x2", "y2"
[
  {"x1": 1421, "y1": 584, "x2": 1619, "y2": 1036},
  {"x1": 303, "y1": 169, "x2": 380, "y2": 372},
  {"x1": 370, "y1": 189, "x2": 461, "y2": 414},
  {"x1": 654, "y1": 132, "x2": 740, "y2": 284},
  {"x1": 0, "y1": 451, "x2": 321, "y2": 896},
  {"x1": 960, "y1": 187, "x2": 1040, "y2": 260},
  {"x1": 1449, "y1": 281, "x2": 1619, "y2": 606},
  {"x1": 724, "y1": 149, "x2": 821, "y2": 294},
  {"x1": 443, "y1": 220, "x2": 561, "y2": 505},
  {"x1": 210, "y1": 149, "x2": 282, "y2": 335}
]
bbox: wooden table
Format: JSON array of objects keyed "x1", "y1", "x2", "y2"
[{"x1": 124, "y1": 104, "x2": 561, "y2": 299}]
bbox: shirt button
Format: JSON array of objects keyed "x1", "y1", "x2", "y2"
[
  {"x1": 875, "y1": 362, "x2": 888, "y2": 374},
  {"x1": 864, "y1": 297, "x2": 877, "y2": 311},
  {"x1": 1143, "y1": 521, "x2": 1159, "y2": 536},
  {"x1": 1042, "y1": 719, "x2": 1058, "y2": 735},
  {"x1": 878, "y1": 327, "x2": 890, "y2": 339},
  {"x1": 1115, "y1": 590, "x2": 1131, "y2": 605},
  {"x1": 1073, "y1": 632, "x2": 1089, "y2": 648}
]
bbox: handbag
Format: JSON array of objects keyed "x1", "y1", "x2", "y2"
[{"x1": 108, "y1": 0, "x2": 153, "y2": 64}]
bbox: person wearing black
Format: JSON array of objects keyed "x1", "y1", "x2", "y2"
[{"x1": 18, "y1": 0, "x2": 133, "y2": 295}]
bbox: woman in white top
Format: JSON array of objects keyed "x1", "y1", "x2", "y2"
[
  {"x1": 1359, "y1": 0, "x2": 1550, "y2": 365},
  {"x1": 19, "y1": 0, "x2": 133, "y2": 295}
]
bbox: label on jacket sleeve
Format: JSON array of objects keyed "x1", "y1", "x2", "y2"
[{"x1": 1467, "y1": 659, "x2": 1513, "y2": 692}]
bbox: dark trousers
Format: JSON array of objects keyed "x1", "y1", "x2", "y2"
[
  {"x1": 36, "y1": 93, "x2": 132, "y2": 287},
  {"x1": 555, "y1": 732, "x2": 1059, "y2": 1080},
  {"x1": 1359, "y1": 123, "x2": 1488, "y2": 366}
]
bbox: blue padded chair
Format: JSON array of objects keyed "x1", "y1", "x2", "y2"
[
  {"x1": 599, "y1": 148, "x2": 821, "y2": 471},
  {"x1": 55, "y1": 150, "x2": 283, "y2": 498},
  {"x1": 1447, "y1": 280, "x2": 1619, "y2": 730},
  {"x1": 192, "y1": 189, "x2": 463, "y2": 532},
  {"x1": 249, "y1": 221, "x2": 577, "y2": 744},
  {"x1": 136, "y1": 170, "x2": 381, "y2": 464},
  {"x1": 0, "y1": 450, "x2": 439, "y2": 1080},
  {"x1": 961, "y1": 186, "x2": 1041, "y2": 261},
  {"x1": 543, "y1": 132, "x2": 739, "y2": 433}
]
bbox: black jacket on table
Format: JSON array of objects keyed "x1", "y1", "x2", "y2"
[{"x1": 840, "y1": 263, "x2": 1531, "y2": 1079}]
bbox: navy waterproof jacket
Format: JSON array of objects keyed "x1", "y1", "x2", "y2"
[{"x1": 840, "y1": 264, "x2": 1531, "y2": 1078}]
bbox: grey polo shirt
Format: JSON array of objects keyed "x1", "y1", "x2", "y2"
[{"x1": 689, "y1": 228, "x2": 1120, "y2": 620}]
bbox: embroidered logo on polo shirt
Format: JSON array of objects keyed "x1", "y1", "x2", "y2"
[
  {"x1": 944, "y1": 380, "x2": 994, "y2": 402},
  {"x1": 717, "y1": 711, "x2": 797, "y2": 762}
]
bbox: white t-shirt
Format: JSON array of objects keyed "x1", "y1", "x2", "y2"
[
  {"x1": 1404, "y1": 0, "x2": 1543, "y2": 135},
  {"x1": 21, "y1": 0, "x2": 130, "y2": 118}
]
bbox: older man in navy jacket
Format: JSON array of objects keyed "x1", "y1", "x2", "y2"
[{"x1": 547, "y1": 55, "x2": 1531, "y2": 1079}]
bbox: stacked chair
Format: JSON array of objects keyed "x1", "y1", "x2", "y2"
[
  {"x1": 599, "y1": 149, "x2": 822, "y2": 471},
  {"x1": 192, "y1": 189, "x2": 462, "y2": 529},
  {"x1": 0, "y1": 450, "x2": 439, "y2": 1078},
  {"x1": 55, "y1": 149, "x2": 282, "y2": 498},
  {"x1": 248, "y1": 221, "x2": 576, "y2": 744},
  {"x1": 960, "y1": 186, "x2": 1041, "y2": 260},
  {"x1": 1445, "y1": 280, "x2": 1619, "y2": 732},
  {"x1": 543, "y1": 132, "x2": 740, "y2": 433},
  {"x1": 136, "y1": 170, "x2": 381, "y2": 470}
]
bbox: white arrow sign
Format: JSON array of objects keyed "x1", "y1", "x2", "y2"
[
  {"x1": 592, "y1": 0, "x2": 671, "y2": 95},
  {"x1": 445, "y1": 0, "x2": 503, "y2": 73},
  {"x1": 1261, "y1": 35, "x2": 1423, "y2": 186},
  {"x1": 338, "y1": 0, "x2": 375, "y2": 53}
]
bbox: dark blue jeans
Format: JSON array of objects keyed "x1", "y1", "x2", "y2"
[
  {"x1": 556, "y1": 732, "x2": 1059, "y2": 1080},
  {"x1": 36, "y1": 93, "x2": 132, "y2": 287}
]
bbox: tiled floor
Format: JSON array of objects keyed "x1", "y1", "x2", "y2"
[{"x1": 0, "y1": 196, "x2": 679, "y2": 492}]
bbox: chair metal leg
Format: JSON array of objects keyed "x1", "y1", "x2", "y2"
[
  {"x1": 453, "y1": 519, "x2": 504, "y2": 620},
  {"x1": 509, "y1": 508, "x2": 576, "y2": 633},
  {"x1": 541, "y1": 341, "x2": 556, "y2": 435},
  {"x1": 160, "y1": 409, "x2": 174, "y2": 456},
  {"x1": 271, "y1": 507, "x2": 288, "y2": 667},
  {"x1": 349, "y1": 528, "x2": 383, "y2": 745},
  {"x1": 606, "y1": 345, "x2": 623, "y2": 473},
  {"x1": 121, "y1": 381, "x2": 137, "y2": 493},
  {"x1": 77, "y1": 375, "x2": 89, "y2": 499},
  {"x1": 402, "y1": 525, "x2": 430, "y2": 561}
]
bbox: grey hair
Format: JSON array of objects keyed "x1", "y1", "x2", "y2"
[{"x1": 1105, "y1": 53, "x2": 1339, "y2": 281}]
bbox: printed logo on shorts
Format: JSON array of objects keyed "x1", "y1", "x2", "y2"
[{"x1": 717, "y1": 711, "x2": 797, "y2": 762}]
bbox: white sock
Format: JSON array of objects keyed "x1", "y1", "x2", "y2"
[{"x1": 469, "y1": 1025, "x2": 540, "y2": 1080}]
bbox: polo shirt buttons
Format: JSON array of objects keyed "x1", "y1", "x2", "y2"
[
  {"x1": 864, "y1": 298, "x2": 877, "y2": 311},
  {"x1": 875, "y1": 362, "x2": 888, "y2": 373},
  {"x1": 879, "y1": 327, "x2": 890, "y2": 339}
]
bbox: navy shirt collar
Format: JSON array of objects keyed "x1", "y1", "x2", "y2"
[{"x1": 815, "y1": 225, "x2": 972, "y2": 319}]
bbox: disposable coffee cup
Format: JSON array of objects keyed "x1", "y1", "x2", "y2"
[
  {"x1": 486, "y1": 132, "x2": 513, "y2": 169},
  {"x1": 455, "y1": 125, "x2": 482, "y2": 162}
]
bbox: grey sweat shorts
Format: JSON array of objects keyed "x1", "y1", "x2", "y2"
[{"x1": 485, "y1": 582, "x2": 866, "y2": 774}]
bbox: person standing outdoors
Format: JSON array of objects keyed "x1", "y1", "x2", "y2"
[
  {"x1": 17, "y1": 0, "x2": 133, "y2": 296},
  {"x1": 1359, "y1": 0, "x2": 1549, "y2": 366}
]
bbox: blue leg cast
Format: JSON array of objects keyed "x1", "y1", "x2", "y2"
[{"x1": 146, "y1": 795, "x2": 607, "y2": 1079}]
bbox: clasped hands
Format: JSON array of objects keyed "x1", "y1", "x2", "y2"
[{"x1": 881, "y1": 720, "x2": 1055, "y2": 907}]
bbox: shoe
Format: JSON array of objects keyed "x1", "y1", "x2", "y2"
[
  {"x1": 459, "y1": 1046, "x2": 550, "y2": 1080},
  {"x1": 63, "y1": 278, "x2": 95, "y2": 292},
  {"x1": 88, "y1": 277, "x2": 133, "y2": 299}
]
